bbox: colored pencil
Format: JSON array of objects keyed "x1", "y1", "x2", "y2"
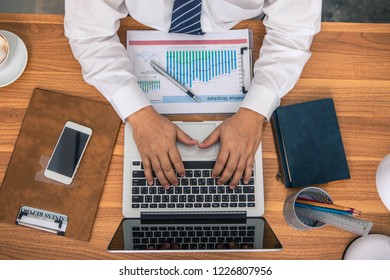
[
  {"x1": 294, "y1": 202, "x2": 360, "y2": 216},
  {"x1": 296, "y1": 197, "x2": 362, "y2": 215}
]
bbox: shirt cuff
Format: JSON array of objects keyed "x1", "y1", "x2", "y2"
[
  {"x1": 110, "y1": 82, "x2": 151, "y2": 122},
  {"x1": 240, "y1": 84, "x2": 280, "y2": 121}
]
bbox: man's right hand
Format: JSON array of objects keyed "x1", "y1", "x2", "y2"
[{"x1": 126, "y1": 106, "x2": 198, "y2": 189}]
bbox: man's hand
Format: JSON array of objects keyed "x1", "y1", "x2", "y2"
[
  {"x1": 198, "y1": 108, "x2": 265, "y2": 189},
  {"x1": 127, "y1": 106, "x2": 198, "y2": 189}
]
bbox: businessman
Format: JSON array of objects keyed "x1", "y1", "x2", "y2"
[{"x1": 64, "y1": 0, "x2": 322, "y2": 189}]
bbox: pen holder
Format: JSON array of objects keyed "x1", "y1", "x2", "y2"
[{"x1": 283, "y1": 187, "x2": 333, "y2": 230}]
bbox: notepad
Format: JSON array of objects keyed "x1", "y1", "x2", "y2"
[
  {"x1": 271, "y1": 98, "x2": 350, "y2": 188},
  {"x1": 126, "y1": 29, "x2": 253, "y2": 114}
]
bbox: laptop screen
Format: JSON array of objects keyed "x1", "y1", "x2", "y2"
[{"x1": 108, "y1": 217, "x2": 282, "y2": 252}]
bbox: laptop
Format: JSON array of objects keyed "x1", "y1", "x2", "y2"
[{"x1": 108, "y1": 121, "x2": 282, "y2": 252}]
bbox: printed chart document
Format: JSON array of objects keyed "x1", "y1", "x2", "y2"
[{"x1": 127, "y1": 29, "x2": 253, "y2": 114}]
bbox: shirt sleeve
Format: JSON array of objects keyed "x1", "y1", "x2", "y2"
[
  {"x1": 64, "y1": 0, "x2": 151, "y2": 121},
  {"x1": 240, "y1": 0, "x2": 322, "y2": 120}
]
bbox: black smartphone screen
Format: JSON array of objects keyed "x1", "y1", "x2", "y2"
[{"x1": 47, "y1": 127, "x2": 90, "y2": 177}]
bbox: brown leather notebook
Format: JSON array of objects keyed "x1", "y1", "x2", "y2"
[{"x1": 0, "y1": 88, "x2": 121, "y2": 241}]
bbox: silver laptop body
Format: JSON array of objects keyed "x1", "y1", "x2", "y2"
[
  {"x1": 107, "y1": 121, "x2": 282, "y2": 252},
  {"x1": 123, "y1": 121, "x2": 264, "y2": 217}
]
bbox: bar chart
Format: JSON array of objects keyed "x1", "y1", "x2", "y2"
[
  {"x1": 165, "y1": 49, "x2": 238, "y2": 87},
  {"x1": 137, "y1": 80, "x2": 161, "y2": 94}
]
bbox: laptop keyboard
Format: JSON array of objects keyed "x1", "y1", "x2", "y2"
[
  {"x1": 131, "y1": 225, "x2": 255, "y2": 250},
  {"x1": 131, "y1": 161, "x2": 256, "y2": 209}
]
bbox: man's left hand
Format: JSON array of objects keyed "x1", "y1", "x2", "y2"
[{"x1": 198, "y1": 108, "x2": 265, "y2": 189}]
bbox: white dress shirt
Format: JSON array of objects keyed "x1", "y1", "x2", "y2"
[{"x1": 64, "y1": 0, "x2": 322, "y2": 121}]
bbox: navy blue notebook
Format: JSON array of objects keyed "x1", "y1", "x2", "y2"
[{"x1": 271, "y1": 98, "x2": 350, "y2": 188}]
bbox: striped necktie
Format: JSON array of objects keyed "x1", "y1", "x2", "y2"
[{"x1": 169, "y1": 0, "x2": 204, "y2": 35}]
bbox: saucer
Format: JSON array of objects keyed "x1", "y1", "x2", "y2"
[{"x1": 0, "y1": 30, "x2": 28, "y2": 87}]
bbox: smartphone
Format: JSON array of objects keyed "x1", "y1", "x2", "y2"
[{"x1": 44, "y1": 121, "x2": 92, "y2": 185}]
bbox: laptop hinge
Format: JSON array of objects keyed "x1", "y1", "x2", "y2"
[{"x1": 141, "y1": 211, "x2": 246, "y2": 223}]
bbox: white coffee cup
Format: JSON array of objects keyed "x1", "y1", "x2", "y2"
[{"x1": 0, "y1": 33, "x2": 10, "y2": 71}]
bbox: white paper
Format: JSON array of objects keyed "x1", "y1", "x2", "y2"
[{"x1": 127, "y1": 29, "x2": 252, "y2": 114}]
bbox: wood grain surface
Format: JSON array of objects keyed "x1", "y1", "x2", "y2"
[{"x1": 0, "y1": 14, "x2": 389, "y2": 260}]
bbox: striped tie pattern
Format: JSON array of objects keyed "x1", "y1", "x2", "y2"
[{"x1": 169, "y1": 0, "x2": 204, "y2": 35}]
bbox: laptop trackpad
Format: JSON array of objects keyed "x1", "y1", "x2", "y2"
[{"x1": 176, "y1": 123, "x2": 219, "y2": 158}]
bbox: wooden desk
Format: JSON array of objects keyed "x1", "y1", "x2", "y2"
[{"x1": 0, "y1": 14, "x2": 389, "y2": 260}]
